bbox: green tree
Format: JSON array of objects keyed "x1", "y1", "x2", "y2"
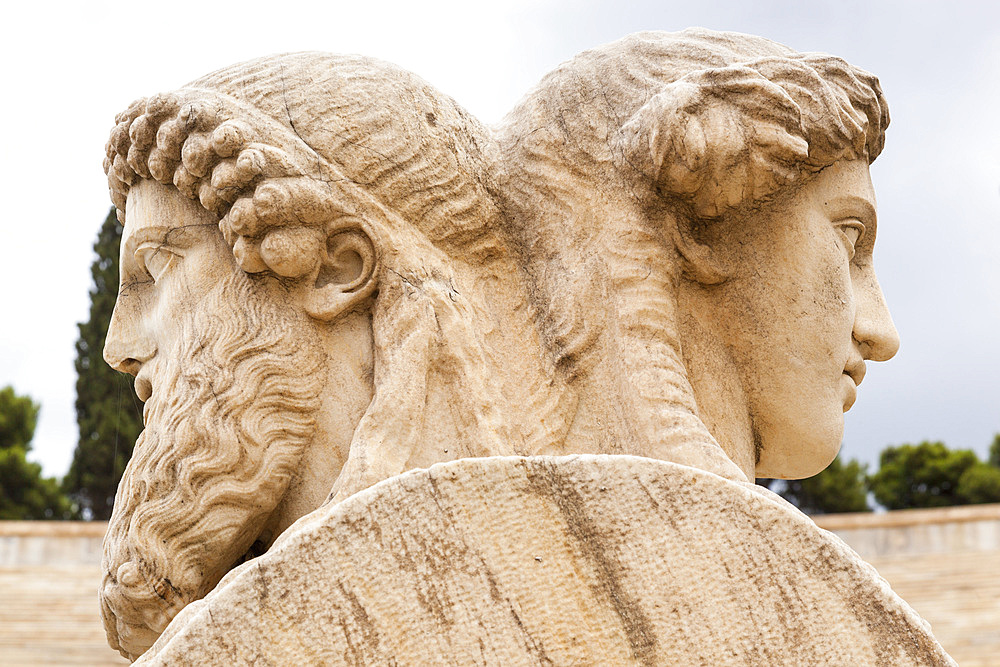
[
  {"x1": 988, "y1": 433, "x2": 1000, "y2": 468},
  {"x1": 957, "y1": 462, "x2": 1000, "y2": 504},
  {"x1": 0, "y1": 385, "x2": 38, "y2": 450},
  {"x1": 64, "y1": 209, "x2": 143, "y2": 519},
  {"x1": 780, "y1": 455, "x2": 871, "y2": 514},
  {"x1": 869, "y1": 441, "x2": 978, "y2": 510},
  {"x1": 0, "y1": 386, "x2": 75, "y2": 519},
  {"x1": 758, "y1": 456, "x2": 870, "y2": 514}
]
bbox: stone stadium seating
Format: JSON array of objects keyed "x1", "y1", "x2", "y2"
[
  {"x1": 816, "y1": 504, "x2": 1000, "y2": 667},
  {"x1": 1, "y1": 504, "x2": 998, "y2": 665},
  {"x1": 0, "y1": 522, "x2": 126, "y2": 666}
]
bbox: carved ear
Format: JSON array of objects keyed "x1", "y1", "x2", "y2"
[
  {"x1": 670, "y1": 215, "x2": 729, "y2": 285},
  {"x1": 301, "y1": 224, "x2": 377, "y2": 321},
  {"x1": 613, "y1": 67, "x2": 813, "y2": 285}
]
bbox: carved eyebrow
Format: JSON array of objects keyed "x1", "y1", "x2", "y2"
[
  {"x1": 824, "y1": 196, "x2": 877, "y2": 230},
  {"x1": 123, "y1": 223, "x2": 216, "y2": 260}
]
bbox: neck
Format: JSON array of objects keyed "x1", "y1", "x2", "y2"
[
  {"x1": 266, "y1": 309, "x2": 375, "y2": 542},
  {"x1": 675, "y1": 289, "x2": 757, "y2": 481}
]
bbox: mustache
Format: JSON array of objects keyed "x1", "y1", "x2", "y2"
[{"x1": 100, "y1": 273, "x2": 325, "y2": 660}]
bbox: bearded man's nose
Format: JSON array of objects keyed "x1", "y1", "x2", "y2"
[{"x1": 104, "y1": 305, "x2": 157, "y2": 375}]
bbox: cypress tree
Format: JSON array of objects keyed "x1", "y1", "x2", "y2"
[{"x1": 64, "y1": 209, "x2": 143, "y2": 519}]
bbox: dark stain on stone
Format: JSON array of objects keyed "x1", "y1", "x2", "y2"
[
  {"x1": 381, "y1": 482, "x2": 470, "y2": 631},
  {"x1": 335, "y1": 581, "x2": 381, "y2": 667},
  {"x1": 153, "y1": 574, "x2": 182, "y2": 607},
  {"x1": 255, "y1": 561, "x2": 269, "y2": 602},
  {"x1": 480, "y1": 560, "x2": 554, "y2": 665},
  {"x1": 842, "y1": 575, "x2": 952, "y2": 667},
  {"x1": 524, "y1": 459, "x2": 658, "y2": 665}
]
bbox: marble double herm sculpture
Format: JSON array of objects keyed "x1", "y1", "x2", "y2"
[{"x1": 100, "y1": 29, "x2": 955, "y2": 664}]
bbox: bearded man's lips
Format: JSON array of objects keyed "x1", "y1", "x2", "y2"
[
  {"x1": 134, "y1": 375, "x2": 153, "y2": 402},
  {"x1": 100, "y1": 270, "x2": 327, "y2": 659}
]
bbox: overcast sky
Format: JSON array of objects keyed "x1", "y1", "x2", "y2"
[{"x1": 1, "y1": 0, "x2": 997, "y2": 477}]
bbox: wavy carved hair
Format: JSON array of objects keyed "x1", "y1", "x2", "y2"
[
  {"x1": 496, "y1": 29, "x2": 888, "y2": 478},
  {"x1": 100, "y1": 270, "x2": 326, "y2": 657},
  {"x1": 105, "y1": 54, "x2": 571, "y2": 496}
]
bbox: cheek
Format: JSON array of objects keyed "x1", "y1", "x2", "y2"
[
  {"x1": 740, "y1": 242, "x2": 855, "y2": 399},
  {"x1": 145, "y1": 274, "x2": 191, "y2": 349},
  {"x1": 815, "y1": 263, "x2": 856, "y2": 345},
  {"x1": 786, "y1": 233, "x2": 855, "y2": 356}
]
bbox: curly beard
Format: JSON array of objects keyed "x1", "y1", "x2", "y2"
[{"x1": 99, "y1": 272, "x2": 326, "y2": 660}]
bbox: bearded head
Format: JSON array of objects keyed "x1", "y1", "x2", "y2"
[
  {"x1": 101, "y1": 267, "x2": 325, "y2": 659},
  {"x1": 100, "y1": 53, "x2": 567, "y2": 660}
]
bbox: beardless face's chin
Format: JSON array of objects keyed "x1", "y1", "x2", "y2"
[
  {"x1": 99, "y1": 273, "x2": 326, "y2": 660},
  {"x1": 753, "y1": 406, "x2": 844, "y2": 479}
]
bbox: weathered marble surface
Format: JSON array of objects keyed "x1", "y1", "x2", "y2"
[
  {"x1": 138, "y1": 456, "x2": 952, "y2": 666},
  {"x1": 98, "y1": 27, "x2": 948, "y2": 664}
]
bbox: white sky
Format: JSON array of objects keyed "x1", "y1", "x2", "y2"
[{"x1": 1, "y1": 0, "x2": 997, "y2": 477}]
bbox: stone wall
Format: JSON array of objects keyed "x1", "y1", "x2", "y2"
[
  {"x1": 816, "y1": 503, "x2": 1000, "y2": 559},
  {"x1": 0, "y1": 520, "x2": 105, "y2": 567},
  {"x1": 0, "y1": 521, "x2": 127, "y2": 666},
  {"x1": 2, "y1": 504, "x2": 997, "y2": 665},
  {"x1": 817, "y1": 504, "x2": 1000, "y2": 667}
]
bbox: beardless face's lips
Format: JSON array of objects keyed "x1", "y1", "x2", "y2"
[
  {"x1": 841, "y1": 353, "x2": 866, "y2": 413},
  {"x1": 843, "y1": 356, "x2": 866, "y2": 387}
]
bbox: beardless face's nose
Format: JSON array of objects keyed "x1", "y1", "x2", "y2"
[{"x1": 853, "y1": 269, "x2": 899, "y2": 362}]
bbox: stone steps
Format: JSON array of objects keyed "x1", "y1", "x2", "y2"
[
  {"x1": 0, "y1": 518, "x2": 996, "y2": 665},
  {"x1": 0, "y1": 565, "x2": 128, "y2": 666},
  {"x1": 866, "y1": 549, "x2": 1000, "y2": 667}
]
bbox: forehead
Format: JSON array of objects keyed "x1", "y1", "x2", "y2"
[{"x1": 124, "y1": 179, "x2": 219, "y2": 242}]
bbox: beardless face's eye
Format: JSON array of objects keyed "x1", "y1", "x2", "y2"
[
  {"x1": 834, "y1": 220, "x2": 865, "y2": 262},
  {"x1": 135, "y1": 244, "x2": 181, "y2": 283}
]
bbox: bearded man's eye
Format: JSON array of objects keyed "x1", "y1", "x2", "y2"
[{"x1": 135, "y1": 244, "x2": 181, "y2": 283}]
